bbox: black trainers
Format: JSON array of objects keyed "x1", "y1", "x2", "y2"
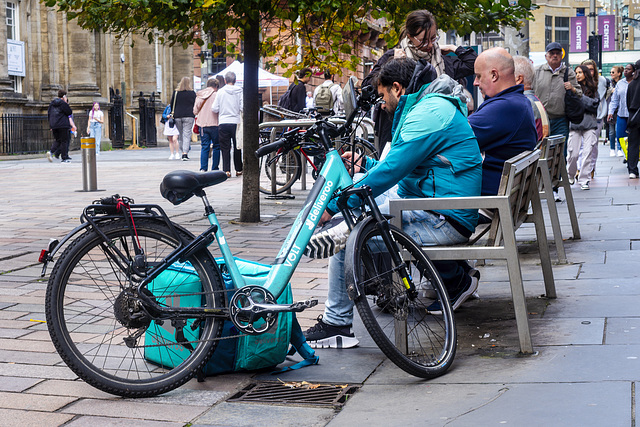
[
  {"x1": 427, "y1": 275, "x2": 479, "y2": 314},
  {"x1": 303, "y1": 315, "x2": 359, "y2": 349}
]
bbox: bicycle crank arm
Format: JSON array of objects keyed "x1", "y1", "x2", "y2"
[{"x1": 247, "y1": 299, "x2": 318, "y2": 315}]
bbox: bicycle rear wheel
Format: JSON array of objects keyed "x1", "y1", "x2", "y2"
[
  {"x1": 349, "y1": 221, "x2": 456, "y2": 378},
  {"x1": 258, "y1": 149, "x2": 302, "y2": 194},
  {"x1": 45, "y1": 218, "x2": 225, "y2": 397}
]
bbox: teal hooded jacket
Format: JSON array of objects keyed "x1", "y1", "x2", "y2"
[{"x1": 329, "y1": 79, "x2": 482, "y2": 233}]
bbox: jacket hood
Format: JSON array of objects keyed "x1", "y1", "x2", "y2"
[
  {"x1": 221, "y1": 84, "x2": 243, "y2": 95},
  {"x1": 418, "y1": 74, "x2": 469, "y2": 115},
  {"x1": 405, "y1": 60, "x2": 438, "y2": 95},
  {"x1": 196, "y1": 87, "x2": 216, "y2": 100},
  {"x1": 51, "y1": 98, "x2": 66, "y2": 107}
]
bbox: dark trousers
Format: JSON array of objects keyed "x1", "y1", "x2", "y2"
[
  {"x1": 218, "y1": 123, "x2": 243, "y2": 173},
  {"x1": 433, "y1": 260, "x2": 472, "y2": 296},
  {"x1": 200, "y1": 126, "x2": 220, "y2": 171},
  {"x1": 627, "y1": 124, "x2": 640, "y2": 175},
  {"x1": 51, "y1": 128, "x2": 71, "y2": 160},
  {"x1": 549, "y1": 117, "x2": 569, "y2": 157}
]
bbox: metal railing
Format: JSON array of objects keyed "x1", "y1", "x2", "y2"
[{"x1": 0, "y1": 114, "x2": 54, "y2": 155}]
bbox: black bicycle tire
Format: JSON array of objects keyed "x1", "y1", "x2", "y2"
[
  {"x1": 45, "y1": 218, "x2": 225, "y2": 397},
  {"x1": 351, "y1": 222, "x2": 456, "y2": 378},
  {"x1": 258, "y1": 149, "x2": 302, "y2": 195}
]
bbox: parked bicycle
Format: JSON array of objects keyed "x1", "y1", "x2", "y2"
[
  {"x1": 258, "y1": 114, "x2": 378, "y2": 195},
  {"x1": 40, "y1": 78, "x2": 456, "y2": 398}
]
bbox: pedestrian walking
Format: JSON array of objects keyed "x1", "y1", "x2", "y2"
[
  {"x1": 169, "y1": 77, "x2": 197, "y2": 161},
  {"x1": 194, "y1": 77, "x2": 220, "y2": 172},
  {"x1": 46, "y1": 89, "x2": 74, "y2": 163},
  {"x1": 212, "y1": 71, "x2": 243, "y2": 177},
  {"x1": 86, "y1": 102, "x2": 104, "y2": 156}
]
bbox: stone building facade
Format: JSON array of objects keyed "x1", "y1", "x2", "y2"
[{"x1": 1, "y1": 0, "x2": 193, "y2": 147}]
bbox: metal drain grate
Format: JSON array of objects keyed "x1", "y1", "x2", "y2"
[{"x1": 228, "y1": 381, "x2": 360, "y2": 407}]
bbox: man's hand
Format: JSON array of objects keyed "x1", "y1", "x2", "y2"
[
  {"x1": 393, "y1": 49, "x2": 407, "y2": 59},
  {"x1": 564, "y1": 81, "x2": 576, "y2": 92},
  {"x1": 341, "y1": 151, "x2": 365, "y2": 175},
  {"x1": 320, "y1": 210, "x2": 333, "y2": 226}
]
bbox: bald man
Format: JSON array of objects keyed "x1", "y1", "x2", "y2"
[{"x1": 469, "y1": 47, "x2": 537, "y2": 196}]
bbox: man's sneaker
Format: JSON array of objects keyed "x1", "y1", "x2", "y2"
[
  {"x1": 427, "y1": 275, "x2": 479, "y2": 314},
  {"x1": 631, "y1": 173, "x2": 639, "y2": 179},
  {"x1": 467, "y1": 266, "x2": 481, "y2": 300},
  {"x1": 46, "y1": 151, "x2": 53, "y2": 162},
  {"x1": 581, "y1": 183, "x2": 590, "y2": 190},
  {"x1": 610, "y1": 149, "x2": 616, "y2": 157},
  {"x1": 568, "y1": 177, "x2": 575, "y2": 185},
  {"x1": 618, "y1": 150, "x2": 625, "y2": 157},
  {"x1": 62, "y1": 158, "x2": 71, "y2": 163},
  {"x1": 305, "y1": 220, "x2": 350, "y2": 259},
  {"x1": 553, "y1": 190, "x2": 562, "y2": 202},
  {"x1": 303, "y1": 316, "x2": 359, "y2": 349},
  {"x1": 182, "y1": 154, "x2": 189, "y2": 161}
]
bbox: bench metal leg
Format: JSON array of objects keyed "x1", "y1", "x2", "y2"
[
  {"x1": 530, "y1": 189, "x2": 557, "y2": 299},
  {"x1": 498, "y1": 206, "x2": 534, "y2": 354},
  {"x1": 538, "y1": 160, "x2": 568, "y2": 264},
  {"x1": 559, "y1": 161, "x2": 581, "y2": 240}
]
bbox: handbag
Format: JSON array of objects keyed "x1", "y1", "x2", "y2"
[
  {"x1": 192, "y1": 122, "x2": 200, "y2": 134},
  {"x1": 168, "y1": 91, "x2": 177, "y2": 128},
  {"x1": 564, "y1": 68, "x2": 585, "y2": 125}
]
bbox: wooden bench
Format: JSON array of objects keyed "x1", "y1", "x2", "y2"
[
  {"x1": 537, "y1": 135, "x2": 581, "y2": 255},
  {"x1": 389, "y1": 149, "x2": 555, "y2": 354}
]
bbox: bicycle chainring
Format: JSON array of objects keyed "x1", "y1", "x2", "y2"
[{"x1": 229, "y1": 286, "x2": 277, "y2": 335}]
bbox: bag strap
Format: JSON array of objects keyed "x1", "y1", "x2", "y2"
[
  {"x1": 171, "y1": 90, "x2": 178, "y2": 114},
  {"x1": 563, "y1": 66, "x2": 569, "y2": 83},
  {"x1": 270, "y1": 315, "x2": 319, "y2": 374}
]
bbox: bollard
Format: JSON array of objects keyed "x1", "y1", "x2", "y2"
[{"x1": 81, "y1": 137, "x2": 98, "y2": 191}]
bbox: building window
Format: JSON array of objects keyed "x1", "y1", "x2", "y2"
[
  {"x1": 555, "y1": 17, "x2": 570, "y2": 47},
  {"x1": 545, "y1": 16, "x2": 552, "y2": 47},
  {"x1": 6, "y1": 2, "x2": 22, "y2": 93},
  {"x1": 634, "y1": 14, "x2": 640, "y2": 50},
  {"x1": 576, "y1": 8, "x2": 585, "y2": 17}
]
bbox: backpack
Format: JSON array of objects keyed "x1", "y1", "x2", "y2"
[
  {"x1": 144, "y1": 258, "x2": 318, "y2": 376},
  {"x1": 564, "y1": 68, "x2": 585, "y2": 125},
  {"x1": 315, "y1": 83, "x2": 336, "y2": 113},
  {"x1": 278, "y1": 83, "x2": 297, "y2": 111}
]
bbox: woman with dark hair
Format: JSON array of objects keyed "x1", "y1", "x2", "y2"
[
  {"x1": 362, "y1": 9, "x2": 477, "y2": 151},
  {"x1": 170, "y1": 76, "x2": 197, "y2": 161},
  {"x1": 566, "y1": 64, "x2": 600, "y2": 190},
  {"x1": 626, "y1": 60, "x2": 640, "y2": 179}
]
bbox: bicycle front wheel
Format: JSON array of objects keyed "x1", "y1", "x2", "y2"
[
  {"x1": 45, "y1": 218, "x2": 225, "y2": 397},
  {"x1": 350, "y1": 222, "x2": 456, "y2": 378},
  {"x1": 258, "y1": 149, "x2": 302, "y2": 195}
]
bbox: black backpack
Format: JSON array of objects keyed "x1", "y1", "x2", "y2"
[
  {"x1": 564, "y1": 67, "x2": 585, "y2": 125},
  {"x1": 278, "y1": 83, "x2": 296, "y2": 111}
]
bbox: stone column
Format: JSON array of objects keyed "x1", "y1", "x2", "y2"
[{"x1": 66, "y1": 19, "x2": 101, "y2": 104}]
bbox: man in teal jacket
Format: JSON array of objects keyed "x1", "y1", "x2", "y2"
[{"x1": 304, "y1": 58, "x2": 483, "y2": 349}]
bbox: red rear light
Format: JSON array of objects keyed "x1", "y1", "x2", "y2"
[{"x1": 39, "y1": 250, "x2": 48, "y2": 263}]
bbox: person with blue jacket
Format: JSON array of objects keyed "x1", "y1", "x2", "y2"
[
  {"x1": 469, "y1": 48, "x2": 537, "y2": 197},
  {"x1": 303, "y1": 58, "x2": 483, "y2": 349}
]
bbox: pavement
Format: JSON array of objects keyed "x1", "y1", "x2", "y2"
[{"x1": 0, "y1": 144, "x2": 638, "y2": 426}]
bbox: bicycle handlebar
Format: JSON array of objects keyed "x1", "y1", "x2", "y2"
[{"x1": 255, "y1": 127, "x2": 302, "y2": 158}]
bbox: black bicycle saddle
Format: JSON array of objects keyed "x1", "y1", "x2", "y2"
[{"x1": 160, "y1": 170, "x2": 228, "y2": 205}]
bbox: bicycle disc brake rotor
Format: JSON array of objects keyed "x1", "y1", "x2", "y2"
[{"x1": 229, "y1": 286, "x2": 277, "y2": 335}]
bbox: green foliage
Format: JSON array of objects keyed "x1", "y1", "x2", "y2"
[{"x1": 45, "y1": 0, "x2": 534, "y2": 75}]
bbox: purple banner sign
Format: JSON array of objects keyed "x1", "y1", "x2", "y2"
[
  {"x1": 570, "y1": 16, "x2": 587, "y2": 52},
  {"x1": 599, "y1": 15, "x2": 616, "y2": 51}
]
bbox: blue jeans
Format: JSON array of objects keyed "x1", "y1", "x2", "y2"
[
  {"x1": 89, "y1": 122, "x2": 102, "y2": 154},
  {"x1": 609, "y1": 117, "x2": 619, "y2": 151},
  {"x1": 323, "y1": 186, "x2": 471, "y2": 326},
  {"x1": 616, "y1": 116, "x2": 629, "y2": 144},
  {"x1": 200, "y1": 126, "x2": 220, "y2": 171}
]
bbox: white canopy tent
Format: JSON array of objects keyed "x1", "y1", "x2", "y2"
[{"x1": 215, "y1": 60, "x2": 289, "y2": 103}]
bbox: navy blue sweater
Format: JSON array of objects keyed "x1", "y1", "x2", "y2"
[{"x1": 469, "y1": 84, "x2": 537, "y2": 196}]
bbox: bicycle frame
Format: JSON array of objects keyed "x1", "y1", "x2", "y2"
[{"x1": 212, "y1": 148, "x2": 355, "y2": 299}]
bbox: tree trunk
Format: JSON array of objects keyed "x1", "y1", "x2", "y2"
[{"x1": 239, "y1": 18, "x2": 261, "y2": 223}]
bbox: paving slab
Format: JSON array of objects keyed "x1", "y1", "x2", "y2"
[
  {"x1": 0, "y1": 390, "x2": 77, "y2": 411},
  {"x1": 329, "y1": 382, "x2": 630, "y2": 427},
  {"x1": 64, "y1": 416, "x2": 183, "y2": 427},
  {"x1": 0, "y1": 407, "x2": 74, "y2": 426},
  {"x1": 61, "y1": 399, "x2": 210, "y2": 422},
  {"x1": 193, "y1": 401, "x2": 336, "y2": 427}
]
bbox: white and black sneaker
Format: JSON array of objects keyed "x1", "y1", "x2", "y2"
[
  {"x1": 303, "y1": 315, "x2": 359, "y2": 349},
  {"x1": 304, "y1": 220, "x2": 350, "y2": 259}
]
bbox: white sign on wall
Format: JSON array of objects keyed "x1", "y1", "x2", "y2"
[{"x1": 7, "y1": 40, "x2": 25, "y2": 77}]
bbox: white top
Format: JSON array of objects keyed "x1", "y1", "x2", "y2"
[
  {"x1": 313, "y1": 80, "x2": 344, "y2": 114},
  {"x1": 89, "y1": 110, "x2": 104, "y2": 123},
  {"x1": 211, "y1": 84, "x2": 243, "y2": 124}
]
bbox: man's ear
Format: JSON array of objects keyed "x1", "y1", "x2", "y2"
[{"x1": 392, "y1": 81, "x2": 405, "y2": 97}]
